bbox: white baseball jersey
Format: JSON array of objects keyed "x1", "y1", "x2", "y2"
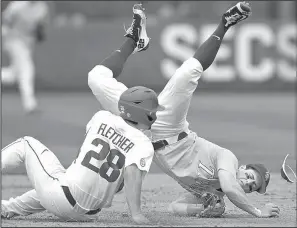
[
  {"x1": 3, "y1": 1, "x2": 48, "y2": 43},
  {"x1": 153, "y1": 132, "x2": 238, "y2": 197},
  {"x1": 87, "y1": 60, "x2": 238, "y2": 198},
  {"x1": 63, "y1": 110, "x2": 154, "y2": 211},
  {"x1": 88, "y1": 65, "x2": 128, "y2": 115},
  {"x1": 150, "y1": 57, "x2": 239, "y2": 197}
]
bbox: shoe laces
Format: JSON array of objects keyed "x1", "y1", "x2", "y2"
[{"x1": 124, "y1": 16, "x2": 137, "y2": 35}]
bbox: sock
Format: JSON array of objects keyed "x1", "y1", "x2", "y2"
[
  {"x1": 193, "y1": 20, "x2": 229, "y2": 71},
  {"x1": 100, "y1": 38, "x2": 136, "y2": 78}
]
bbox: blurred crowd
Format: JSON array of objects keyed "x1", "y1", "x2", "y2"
[
  {"x1": 51, "y1": 1, "x2": 297, "y2": 21},
  {"x1": 1, "y1": 1, "x2": 296, "y2": 30},
  {"x1": 1, "y1": 1, "x2": 295, "y2": 114},
  {"x1": 2, "y1": 1, "x2": 296, "y2": 24}
]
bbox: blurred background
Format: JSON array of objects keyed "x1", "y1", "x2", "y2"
[{"x1": 1, "y1": 1, "x2": 296, "y2": 175}]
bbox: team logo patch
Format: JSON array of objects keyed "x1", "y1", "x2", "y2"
[
  {"x1": 140, "y1": 158, "x2": 146, "y2": 167},
  {"x1": 119, "y1": 105, "x2": 125, "y2": 113}
]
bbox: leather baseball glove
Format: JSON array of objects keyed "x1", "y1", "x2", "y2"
[{"x1": 198, "y1": 192, "x2": 226, "y2": 217}]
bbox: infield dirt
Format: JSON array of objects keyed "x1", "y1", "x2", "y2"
[{"x1": 1, "y1": 173, "x2": 296, "y2": 227}]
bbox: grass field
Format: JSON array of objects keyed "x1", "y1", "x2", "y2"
[{"x1": 1, "y1": 91, "x2": 296, "y2": 226}]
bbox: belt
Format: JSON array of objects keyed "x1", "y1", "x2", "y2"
[
  {"x1": 152, "y1": 131, "x2": 188, "y2": 151},
  {"x1": 61, "y1": 186, "x2": 101, "y2": 215}
]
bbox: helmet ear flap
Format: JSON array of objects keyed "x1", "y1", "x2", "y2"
[
  {"x1": 147, "y1": 114, "x2": 153, "y2": 121},
  {"x1": 146, "y1": 111, "x2": 157, "y2": 123}
]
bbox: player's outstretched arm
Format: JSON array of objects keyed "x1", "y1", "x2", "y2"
[
  {"x1": 218, "y1": 170, "x2": 280, "y2": 218},
  {"x1": 124, "y1": 164, "x2": 150, "y2": 224}
]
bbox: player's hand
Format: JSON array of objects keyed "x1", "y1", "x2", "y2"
[
  {"x1": 131, "y1": 213, "x2": 150, "y2": 224},
  {"x1": 260, "y1": 203, "x2": 280, "y2": 217}
]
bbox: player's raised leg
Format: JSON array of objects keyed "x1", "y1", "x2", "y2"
[
  {"x1": 194, "y1": 1, "x2": 251, "y2": 71},
  {"x1": 153, "y1": 1, "x2": 251, "y2": 138},
  {"x1": 88, "y1": 3, "x2": 150, "y2": 115},
  {"x1": 16, "y1": 45, "x2": 38, "y2": 114},
  {"x1": 2, "y1": 137, "x2": 65, "y2": 179},
  {"x1": 100, "y1": 3, "x2": 150, "y2": 78},
  {"x1": 1, "y1": 137, "x2": 68, "y2": 218}
]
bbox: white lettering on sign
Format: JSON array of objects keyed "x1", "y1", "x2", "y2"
[
  {"x1": 235, "y1": 23, "x2": 275, "y2": 82},
  {"x1": 160, "y1": 22, "x2": 297, "y2": 83},
  {"x1": 277, "y1": 24, "x2": 297, "y2": 82},
  {"x1": 160, "y1": 24, "x2": 196, "y2": 79},
  {"x1": 201, "y1": 24, "x2": 235, "y2": 82}
]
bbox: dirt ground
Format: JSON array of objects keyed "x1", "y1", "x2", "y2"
[{"x1": 1, "y1": 173, "x2": 296, "y2": 227}]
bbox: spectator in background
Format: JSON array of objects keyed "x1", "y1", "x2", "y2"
[
  {"x1": 1, "y1": 1, "x2": 50, "y2": 114},
  {"x1": 157, "y1": 1, "x2": 191, "y2": 20}
]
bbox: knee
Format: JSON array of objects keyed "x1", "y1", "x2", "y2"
[
  {"x1": 180, "y1": 58, "x2": 203, "y2": 81},
  {"x1": 23, "y1": 136, "x2": 35, "y2": 142},
  {"x1": 23, "y1": 136, "x2": 40, "y2": 146},
  {"x1": 88, "y1": 65, "x2": 112, "y2": 91}
]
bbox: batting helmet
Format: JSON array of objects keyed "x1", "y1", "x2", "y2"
[{"x1": 118, "y1": 86, "x2": 165, "y2": 128}]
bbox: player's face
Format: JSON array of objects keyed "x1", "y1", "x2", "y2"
[{"x1": 237, "y1": 167, "x2": 263, "y2": 193}]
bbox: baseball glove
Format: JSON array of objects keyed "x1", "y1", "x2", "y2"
[{"x1": 198, "y1": 192, "x2": 226, "y2": 217}]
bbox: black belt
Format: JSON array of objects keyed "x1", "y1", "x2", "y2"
[
  {"x1": 61, "y1": 186, "x2": 101, "y2": 215},
  {"x1": 152, "y1": 131, "x2": 188, "y2": 151}
]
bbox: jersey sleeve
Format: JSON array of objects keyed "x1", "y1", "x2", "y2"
[
  {"x1": 217, "y1": 149, "x2": 238, "y2": 178},
  {"x1": 88, "y1": 65, "x2": 128, "y2": 115},
  {"x1": 85, "y1": 115, "x2": 94, "y2": 133},
  {"x1": 124, "y1": 142, "x2": 154, "y2": 173}
]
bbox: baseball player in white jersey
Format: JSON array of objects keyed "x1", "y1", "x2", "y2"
[
  {"x1": 2, "y1": 5, "x2": 163, "y2": 224},
  {"x1": 149, "y1": 2, "x2": 280, "y2": 218},
  {"x1": 1, "y1": 1, "x2": 49, "y2": 113},
  {"x1": 88, "y1": 2, "x2": 280, "y2": 218}
]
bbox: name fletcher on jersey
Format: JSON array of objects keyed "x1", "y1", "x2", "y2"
[{"x1": 98, "y1": 123, "x2": 135, "y2": 153}]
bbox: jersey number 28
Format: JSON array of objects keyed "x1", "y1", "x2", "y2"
[{"x1": 81, "y1": 138, "x2": 125, "y2": 182}]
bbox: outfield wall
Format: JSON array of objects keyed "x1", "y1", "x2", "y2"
[{"x1": 2, "y1": 19, "x2": 296, "y2": 92}]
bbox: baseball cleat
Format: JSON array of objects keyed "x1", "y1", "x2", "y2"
[
  {"x1": 222, "y1": 1, "x2": 252, "y2": 28},
  {"x1": 124, "y1": 3, "x2": 150, "y2": 54},
  {"x1": 1, "y1": 201, "x2": 17, "y2": 219}
]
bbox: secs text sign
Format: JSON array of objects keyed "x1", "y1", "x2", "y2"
[{"x1": 160, "y1": 22, "x2": 296, "y2": 83}]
